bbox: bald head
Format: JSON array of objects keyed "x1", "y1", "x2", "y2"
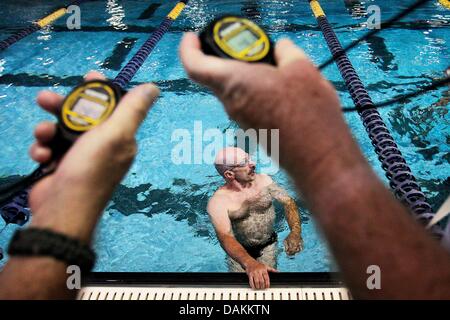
[
  {"x1": 214, "y1": 147, "x2": 248, "y2": 166},
  {"x1": 214, "y1": 147, "x2": 256, "y2": 182}
]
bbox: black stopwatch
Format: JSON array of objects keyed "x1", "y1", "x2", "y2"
[
  {"x1": 0, "y1": 80, "x2": 125, "y2": 208},
  {"x1": 56, "y1": 80, "x2": 124, "y2": 148},
  {"x1": 200, "y1": 15, "x2": 275, "y2": 65}
]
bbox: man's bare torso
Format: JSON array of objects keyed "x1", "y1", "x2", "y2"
[{"x1": 214, "y1": 174, "x2": 275, "y2": 247}]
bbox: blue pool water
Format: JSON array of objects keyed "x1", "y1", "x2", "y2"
[{"x1": 0, "y1": 0, "x2": 449, "y2": 272}]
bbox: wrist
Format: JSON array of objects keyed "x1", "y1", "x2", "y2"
[
  {"x1": 30, "y1": 197, "x2": 102, "y2": 244},
  {"x1": 31, "y1": 213, "x2": 97, "y2": 244},
  {"x1": 302, "y1": 161, "x2": 379, "y2": 227},
  {"x1": 29, "y1": 180, "x2": 111, "y2": 244},
  {"x1": 289, "y1": 228, "x2": 301, "y2": 237},
  {"x1": 273, "y1": 80, "x2": 364, "y2": 187},
  {"x1": 242, "y1": 257, "x2": 256, "y2": 270},
  {"x1": 8, "y1": 228, "x2": 96, "y2": 272},
  {"x1": 284, "y1": 123, "x2": 370, "y2": 202}
]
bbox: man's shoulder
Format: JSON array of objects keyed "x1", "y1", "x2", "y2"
[
  {"x1": 257, "y1": 173, "x2": 274, "y2": 186},
  {"x1": 207, "y1": 189, "x2": 231, "y2": 210}
]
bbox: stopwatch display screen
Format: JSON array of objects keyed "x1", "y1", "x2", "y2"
[
  {"x1": 61, "y1": 82, "x2": 119, "y2": 133},
  {"x1": 70, "y1": 92, "x2": 109, "y2": 126},
  {"x1": 73, "y1": 99, "x2": 106, "y2": 121},
  {"x1": 227, "y1": 29, "x2": 259, "y2": 52}
]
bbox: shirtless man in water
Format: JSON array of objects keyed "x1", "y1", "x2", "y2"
[{"x1": 207, "y1": 147, "x2": 303, "y2": 290}]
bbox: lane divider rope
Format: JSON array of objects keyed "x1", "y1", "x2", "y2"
[
  {"x1": 113, "y1": 1, "x2": 188, "y2": 89},
  {"x1": 0, "y1": 0, "x2": 91, "y2": 52},
  {"x1": 308, "y1": 0, "x2": 443, "y2": 238}
]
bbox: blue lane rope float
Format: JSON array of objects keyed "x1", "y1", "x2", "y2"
[
  {"x1": 0, "y1": 1, "x2": 189, "y2": 228},
  {"x1": 0, "y1": 25, "x2": 41, "y2": 52},
  {"x1": 308, "y1": 0, "x2": 443, "y2": 238},
  {"x1": 113, "y1": 1, "x2": 189, "y2": 89},
  {"x1": 0, "y1": 0, "x2": 91, "y2": 52},
  {"x1": 112, "y1": 17, "x2": 172, "y2": 88}
]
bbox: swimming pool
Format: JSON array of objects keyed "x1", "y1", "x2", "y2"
[{"x1": 0, "y1": 0, "x2": 448, "y2": 272}]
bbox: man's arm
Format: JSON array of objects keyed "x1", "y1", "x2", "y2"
[
  {"x1": 433, "y1": 95, "x2": 449, "y2": 107},
  {"x1": 0, "y1": 73, "x2": 159, "y2": 299},
  {"x1": 207, "y1": 196, "x2": 277, "y2": 290},
  {"x1": 263, "y1": 175, "x2": 303, "y2": 255},
  {"x1": 180, "y1": 34, "x2": 450, "y2": 299}
]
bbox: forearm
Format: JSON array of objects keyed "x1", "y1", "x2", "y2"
[
  {"x1": 0, "y1": 185, "x2": 106, "y2": 299},
  {"x1": 0, "y1": 213, "x2": 98, "y2": 299},
  {"x1": 281, "y1": 120, "x2": 450, "y2": 298},
  {"x1": 284, "y1": 199, "x2": 302, "y2": 236},
  {"x1": 0, "y1": 257, "x2": 74, "y2": 300},
  {"x1": 219, "y1": 234, "x2": 256, "y2": 270},
  {"x1": 433, "y1": 97, "x2": 449, "y2": 107},
  {"x1": 29, "y1": 180, "x2": 110, "y2": 243},
  {"x1": 313, "y1": 167, "x2": 450, "y2": 299}
]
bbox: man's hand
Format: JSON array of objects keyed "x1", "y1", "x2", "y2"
[
  {"x1": 245, "y1": 260, "x2": 278, "y2": 290},
  {"x1": 28, "y1": 71, "x2": 160, "y2": 243},
  {"x1": 0, "y1": 71, "x2": 159, "y2": 299},
  {"x1": 284, "y1": 232, "x2": 303, "y2": 256}
]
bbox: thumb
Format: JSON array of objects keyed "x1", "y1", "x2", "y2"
[
  {"x1": 104, "y1": 83, "x2": 160, "y2": 135},
  {"x1": 268, "y1": 266, "x2": 279, "y2": 273},
  {"x1": 283, "y1": 238, "x2": 288, "y2": 249},
  {"x1": 180, "y1": 32, "x2": 233, "y2": 89},
  {"x1": 275, "y1": 39, "x2": 309, "y2": 68}
]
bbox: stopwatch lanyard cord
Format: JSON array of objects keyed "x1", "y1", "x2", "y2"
[
  {"x1": 0, "y1": 223, "x2": 8, "y2": 236},
  {"x1": 0, "y1": 165, "x2": 52, "y2": 208}
]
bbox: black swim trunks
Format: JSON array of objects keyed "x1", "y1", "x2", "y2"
[{"x1": 243, "y1": 232, "x2": 278, "y2": 259}]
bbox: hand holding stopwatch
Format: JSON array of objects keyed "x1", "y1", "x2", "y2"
[
  {"x1": 199, "y1": 15, "x2": 275, "y2": 65},
  {"x1": 0, "y1": 80, "x2": 125, "y2": 208}
]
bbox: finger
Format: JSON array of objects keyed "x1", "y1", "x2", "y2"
[
  {"x1": 259, "y1": 272, "x2": 267, "y2": 289},
  {"x1": 84, "y1": 71, "x2": 106, "y2": 82},
  {"x1": 296, "y1": 240, "x2": 303, "y2": 252},
  {"x1": 284, "y1": 240, "x2": 291, "y2": 252},
  {"x1": 36, "y1": 91, "x2": 64, "y2": 116},
  {"x1": 255, "y1": 274, "x2": 262, "y2": 290},
  {"x1": 260, "y1": 272, "x2": 268, "y2": 289},
  {"x1": 262, "y1": 271, "x2": 270, "y2": 289},
  {"x1": 286, "y1": 243, "x2": 295, "y2": 255},
  {"x1": 29, "y1": 143, "x2": 52, "y2": 163},
  {"x1": 104, "y1": 83, "x2": 160, "y2": 136},
  {"x1": 249, "y1": 274, "x2": 256, "y2": 290},
  {"x1": 275, "y1": 39, "x2": 309, "y2": 68},
  {"x1": 268, "y1": 266, "x2": 279, "y2": 273},
  {"x1": 179, "y1": 32, "x2": 233, "y2": 88},
  {"x1": 34, "y1": 122, "x2": 57, "y2": 145}
]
